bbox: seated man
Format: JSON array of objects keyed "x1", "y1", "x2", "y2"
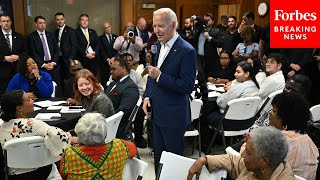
[
  {"x1": 105, "y1": 54, "x2": 139, "y2": 139},
  {"x1": 258, "y1": 53, "x2": 285, "y2": 101}
]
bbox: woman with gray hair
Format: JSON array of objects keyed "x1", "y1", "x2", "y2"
[
  {"x1": 60, "y1": 113, "x2": 137, "y2": 179},
  {"x1": 188, "y1": 127, "x2": 295, "y2": 179}
]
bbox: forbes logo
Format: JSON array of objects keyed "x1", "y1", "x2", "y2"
[{"x1": 274, "y1": 10, "x2": 317, "y2": 21}]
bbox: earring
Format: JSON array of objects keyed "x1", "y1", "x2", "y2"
[{"x1": 260, "y1": 167, "x2": 265, "y2": 174}]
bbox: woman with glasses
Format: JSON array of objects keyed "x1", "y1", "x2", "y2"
[
  {"x1": 188, "y1": 127, "x2": 295, "y2": 180},
  {"x1": 207, "y1": 50, "x2": 235, "y2": 84},
  {"x1": 232, "y1": 26, "x2": 259, "y2": 64},
  {"x1": 268, "y1": 92, "x2": 319, "y2": 179},
  {"x1": 66, "y1": 69, "x2": 114, "y2": 118}
]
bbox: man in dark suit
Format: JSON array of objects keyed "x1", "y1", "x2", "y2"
[
  {"x1": 0, "y1": 14, "x2": 27, "y2": 99},
  {"x1": 98, "y1": 21, "x2": 117, "y2": 88},
  {"x1": 143, "y1": 8, "x2": 196, "y2": 172},
  {"x1": 105, "y1": 55, "x2": 139, "y2": 139},
  {"x1": 54, "y1": 12, "x2": 77, "y2": 81},
  {"x1": 28, "y1": 16, "x2": 61, "y2": 96},
  {"x1": 75, "y1": 14, "x2": 99, "y2": 76},
  {"x1": 134, "y1": 17, "x2": 149, "y2": 65}
]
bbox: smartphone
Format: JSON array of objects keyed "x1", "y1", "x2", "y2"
[{"x1": 69, "y1": 106, "x2": 83, "y2": 109}]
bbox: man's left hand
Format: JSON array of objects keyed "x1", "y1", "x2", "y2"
[
  {"x1": 290, "y1": 63, "x2": 301, "y2": 71},
  {"x1": 148, "y1": 66, "x2": 161, "y2": 79}
]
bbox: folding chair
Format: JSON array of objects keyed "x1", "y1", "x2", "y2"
[
  {"x1": 122, "y1": 157, "x2": 148, "y2": 180},
  {"x1": 294, "y1": 175, "x2": 306, "y2": 180},
  {"x1": 225, "y1": 146, "x2": 241, "y2": 157},
  {"x1": 124, "y1": 96, "x2": 143, "y2": 158},
  {"x1": 206, "y1": 96, "x2": 261, "y2": 154},
  {"x1": 254, "y1": 90, "x2": 283, "y2": 122},
  {"x1": 51, "y1": 81, "x2": 57, "y2": 98},
  {"x1": 184, "y1": 99, "x2": 203, "y2": 157},
  {"x1": 310, "y1": 104, "x2": 320, "y2": 121},
  {"x1": 156, "y1": 151, "x2": 227, "y2": 180},
  {"x1": 105, "y1": 111, "x2": 124, "y2": 143},
  {"x1": 3, "y1": 136, "x2": 61, "y2": 180}
]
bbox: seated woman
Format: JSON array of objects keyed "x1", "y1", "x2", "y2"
[
  {"x1": 207, "y1": 50, "x2": 235, "y2": 84},
  {"x1": 0, "y1": 90, "x2": 70, "y2": 179},
  {"x1": 268, "y1": 92, "x2": 319, "y2": 179},
  {"x1": 67, "y1": 69, "x2": 115, "y2": 118},
  {"x1": 188, "y1": 126, "x2": 295, "y2": 180},
  {"x1": 232, "y1": 26, "x2": 259, "y2": 63},
  {"x1": 6, "y1": 57, "x2": 53, "y2": 98},
  {"x1": 60, "y1": 113, "x2": 137, "y2": 179}
]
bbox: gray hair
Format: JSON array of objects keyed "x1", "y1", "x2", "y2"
[
  {"x1": 75, "y1": 113, "x2": 107, "y2": 146},
  {"x1": 153, "y1": 8, "x2": 178, "y2": 29},
  {"x1": 250, "y1": 127, "x2": 288, "y2": 170}
]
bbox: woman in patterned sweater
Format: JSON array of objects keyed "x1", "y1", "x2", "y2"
[
  {"x1": 60, "y1": 113, "x2": 137, "y2": 179},
  {"x1": 0, "y1": 90, "x2": 70, "y2": 179}
]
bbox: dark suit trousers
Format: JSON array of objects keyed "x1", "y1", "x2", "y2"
[{"x1": 153, "y1": 124, "x2": 186, "y2": 174}]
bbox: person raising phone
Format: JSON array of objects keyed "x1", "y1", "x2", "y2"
[{"x1": 6, "y1": 57, "x2": 53, "y2": 98}]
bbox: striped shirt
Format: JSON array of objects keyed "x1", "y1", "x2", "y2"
[{"x1": 283, "y1": 131, "x2": 319, "y2": 180}]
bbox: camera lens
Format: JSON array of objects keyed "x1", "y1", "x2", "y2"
[{"x1": 128, "y1": 31, "x2": 135, "y2": 38}]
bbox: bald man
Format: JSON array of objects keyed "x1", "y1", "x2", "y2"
[
  {"x1": 98, "y1": 21, "x2": 118, "y2": 88},
  {"x1": 134, "y1": 18, "x2": 149, "y2": 66}
]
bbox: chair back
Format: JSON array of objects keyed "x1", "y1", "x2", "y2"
[
  {"x1": 310, "y1": 104, "x2": 320, "y2": 121},
  {"x1": 3, "y1": 136, "x2": 60, "y2": 169},
  {"x1": 225, "y1": 146, "x2": 241, "y2": 156},
  {"x1": 255, "y1": 90, "x2": 283, "y2": 120},
  {"x1": 124, "y1": 96, "x2": 142, "y2": 136},
  {"x1": 294, "y1": 175, "x2": 306, "y2": 180},
  {"x1": 51, "y1": 81, "x2": 57, "y2": 97},
  {"x1": 157, "y1": 151, "x2": 227, "y2": 180},
  {"x1": 224, "y1": 96, "x2": 262, "y2": 120},
  {"x1": 105, "y1": 111, "x2": 124, "y2": 143},
  {"x1": 190, "y1": 99, "x2": 203, "y2": 121},
  {"x1": 122, "y1": 157, "x2": 148, "y2": 180}
]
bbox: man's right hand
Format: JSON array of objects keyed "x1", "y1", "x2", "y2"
[
  {"x1": 4, "y1": 56, "x2": 14, "y2": 63},
  {"x1": 142, "y1": 98, "x2": 151, "y2": 115}
]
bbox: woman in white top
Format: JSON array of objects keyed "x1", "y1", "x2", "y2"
[
  {"x1": 209, "y1": 61, "x2": 259, "y2": 130},
  {"x1": 0, "y1": 90, "x2": 70, "y2": 179}
]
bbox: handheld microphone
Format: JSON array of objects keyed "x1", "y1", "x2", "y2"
[{"x1": 151, "y1": 45, "x2": 157, "y2": 54}]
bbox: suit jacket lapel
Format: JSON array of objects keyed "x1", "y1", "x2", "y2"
[
  {"x1": 160, "y1": 37, "x2": 182, "y2": 70},
  {"x1": 11, "y1": 32, "x2": 17, "y2": 52}
]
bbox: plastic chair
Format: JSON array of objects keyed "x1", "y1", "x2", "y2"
[
  {"x1": 51, "y1": 81, "x2": 57, "y2": 97},
  {"x1": 254, "y1": 89, "x2": 283, "y2": 121},
  {"x1": 156, "y1": 151, "x2": 227, "y2": 180},
  {"x1": 206, "y1": 96, "x2": 262, "y2": 154},
  {"x1": 105, "y1": 111, "x2": 124, "y2": 143},
  {"x1": 122, "y1": 157, "x2": 148, "y2": 180},
  {"x1": 124, "y1": 96, "x2": 143, "y2": 159},
  {"x1": 294, "y1": 175, "x2": 306, "y2": 180},
  {"x1": 184, "y1": 99, "x2": 203, "y2": 157},
  {"x1": 225, "y1": 146, "x2": 241, "y2": 156},
  {"x1": 310, "y1": 104, "x2": 320, "y2": 121},
  {"x1": 3, "y1": 136, "x2": 60, "y2": 180}
]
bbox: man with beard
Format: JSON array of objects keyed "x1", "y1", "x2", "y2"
[{"x1": 218, "y1": 16, "x2": 242, "y2": 53}]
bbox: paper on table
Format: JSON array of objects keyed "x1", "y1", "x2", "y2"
[
  {"x1": 207, "y1": 83, "x2": 225, "y2": 93},
  {"x1": 34, "y1": 100, "x2": 66, "y2": 107},
  {"x1": 60, "y1": 106, "x2": 86, "y2": 113},
  {"x1": 35, "y1": 113, "x2": 61, "y2": 121},
  {"x1": 47, "y1": 106, "x2": 63, "y2": 110},
  {"x1": 34, "y1": 107, "x2": 41, "y2": 111},
  {"x1": 208, "y1": 91, "x2": 222, "y2": 98}
]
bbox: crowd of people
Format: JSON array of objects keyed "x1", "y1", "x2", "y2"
[{"x1": 0, "y1": 6, "x2": 319, "y2": 180}]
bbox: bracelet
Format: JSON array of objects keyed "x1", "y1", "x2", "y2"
[{"x1": 204, "y1": 156, "x2": 209, "y2": 169}]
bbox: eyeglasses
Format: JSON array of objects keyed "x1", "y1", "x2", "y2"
[
  {"x1": 266, "y1": 59, "x2": 277, "y2": 64},
  {"x1": 220, "y1": 57, "x2": 230, "y2": 61}
]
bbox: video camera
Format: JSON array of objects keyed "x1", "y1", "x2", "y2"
[{"x1": 190, "y1": 15, "x2": 208, "y2": 32}]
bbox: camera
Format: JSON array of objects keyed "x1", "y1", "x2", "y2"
[
  {"x1": 190, "y1": 15, "x2": 208, "y2": 33},
  {"x1": 127, "y1": 27, "x2": 135, "y2": 38}
]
